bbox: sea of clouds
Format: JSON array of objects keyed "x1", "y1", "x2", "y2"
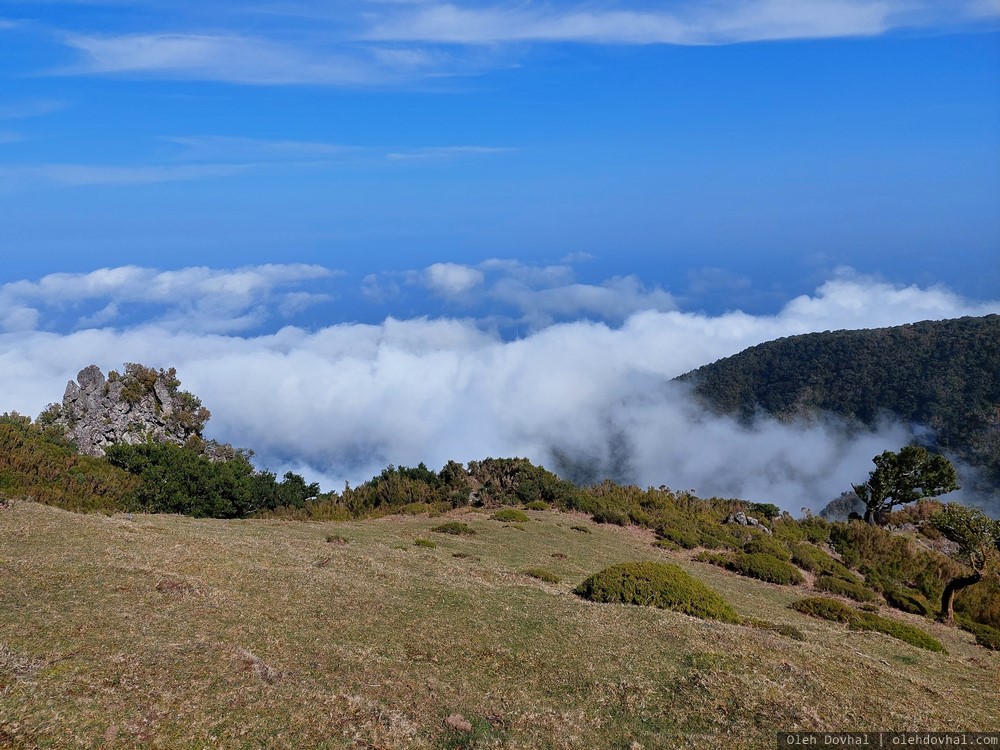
[{"x1": 1, "y1": 263, "x2": 996, "y2": 512}]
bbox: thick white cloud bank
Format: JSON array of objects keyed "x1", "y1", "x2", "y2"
[{"x1": 1, "y1": 267, "x2": 997, "y2": 512}]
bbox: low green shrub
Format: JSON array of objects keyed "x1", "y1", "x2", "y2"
[
  {"x1": 789, "y1": 543, "x2": 857, "y2": 580},
  {"x1": 492, "y1": 509, "x2": 529, "y2": 523},
  {"x1": 771, "y1": 516, "x2": 830, "y2": 545},
  {"x1": 524, "y1": 501, "x2": 548, "y2": 511},
  {"x1": 792, "y1": 597, "x2": 858, "y2": 623},
  {"x1": 791, "y1": 597, "x2": 945, "y2": 653},
  {"x1": 883, "y1": 587, "x2": 933, "y2": 617},
  {"x1": 867, "y1": 617, "x2": 946, "y2": 653},
  {"x1": 726, "y1": 553, "x2": 804, "y2": 585},
  {"x1": 573, "y1": 561, "x2": 742, "y2": 623},
  {"x1": 325, "y1": 534, "x2": 348, "y2": 544},
  {"x1": 524, "y1": 568, "x2": 561, "y2": 584},
  {"x1": 743, "y1": 535, "x2": 792, "y2": 561},
  {"x1": 414, "y1": 538, "x2": 437, "y2": 549},
  {"x1": 694, "y1": 550, "x2": 732, "y2": 567},
  {"x1": 959, "y1": 621, "x2": 1000, "y2": 651},
  {"x1": 591, "y1": 507, "x2": 629, "y2": 526},
  {"x1": 698, "y1": 526, "x2": 743, "y2": 550},
  {"x1": 656, "y1": 520, "x2": 700, "y2": 550},
  {"x1": 815, "y1": 575, "x2": 878, "y2": 603},
  {"x1": 570, "y1": 525, "x2": 591, "y2": 534},
  {"x1": 431, "y1": 521, "x2": 477, "y2": 536}
]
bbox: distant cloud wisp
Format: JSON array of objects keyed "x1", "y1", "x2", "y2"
[{"x1": 0, "y1": 264, "x2": 336, "y2": 334}]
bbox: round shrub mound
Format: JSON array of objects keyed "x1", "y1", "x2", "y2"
[
  {"x1": 883, "y1": 587, "x2": 932, "y2": 617},
  {"x1": 573, "y1": 561, "x2": 742, "y2": 623},
  {"x1": 727, "y1": 553, "x2": 805, "y2": 586},
  {"x1": 431, "y1": 521, "x2": 477, "y2": 536},
  {"x1": 815, "y1": 575, "x2": 878, "y2": 603},
  {"x1": 492, "y1": 509, "x2": 530, "y2": 523}
]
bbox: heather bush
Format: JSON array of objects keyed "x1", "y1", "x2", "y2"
[
  {"x1": 791, "y1": 597, "x2": 945, "y2": 653},
  {"x1": 883, "y1": 587, "x2": 933, "y2": 617},
  {"x1": 960, "y1": 621, "x2": 1000, "y2": 651},
  {"x1": 591, "y1": 506, "x2": 630, "y2": 526},
  {"x1": 743, "y1": 535, "x2": 792, "y2": 561},
  {"x1": 789, "y1": 542, "x2": 857, "y2": 580},
  {"x1": 431, "y1": 521, "x2": 477, "y2": 536},
  {"x1": 574, "y1": 562, "x2": 742, "y2": 623},
  {"x1": 726, "y1": 553, "x2": 805, "y2": 585},
  {"x1": 415, "y1": 538, "x2": 437, "y2": 549},
  {"x1": 656, "y1": 520, "x2": 700, "y2": 549},
  {"x1": 830, "y1": 522, "x2": 959, "y2": 605},
  {"x1": 694, "y1": 551, "x2": 732, "y2": 567},
  {"x1": 492, "y1": 509, "x2": 529, "y2": 523},
  {"x1": 815, "y1": 575, "x2": 878, "y2": 603}
]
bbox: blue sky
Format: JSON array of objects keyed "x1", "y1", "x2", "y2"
[
  {"x1": 1, "y1": 1, "x2": 999, "y2": 506},
  {"x1": 2, "y1": 0, "x2": 998, "y2": 319}
]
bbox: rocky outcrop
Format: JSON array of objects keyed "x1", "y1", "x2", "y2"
[
  {"x1": 41, "y1": 364, "x2": 211, "y2": 457},
  {"x1": 724, "y1": 511, "x2": 772, "y2": 534}
]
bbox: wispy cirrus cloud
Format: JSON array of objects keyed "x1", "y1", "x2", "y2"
[
  {"x1": 386, "y1": 145, "x2": 517, "y2": 160},
  {"x1": 162, "y1": 135, "x2": 357, "y2": 162},
  {"x1": 0, "y1": 162, "x2": 248, "y2": 188},
  {"x1": 59, "y1": 31, "x2": 481, "y2": 85},
  {"x1": 0, "y1": 100, "x2": 68, "y2": 120},
  {"x1": 33, "y1": 1, "x2": 999, "y2": 86},
  {"x1": 0, "y1": 134, "x2": 515, "y2": 191},
  {"x1": 364, "y1": 0, "x2": 999, "y2": 46}
]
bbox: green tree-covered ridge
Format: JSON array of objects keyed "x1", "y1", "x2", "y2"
[{"x1": 675, "y1": 315, "x2": 1000, "y2": 495}]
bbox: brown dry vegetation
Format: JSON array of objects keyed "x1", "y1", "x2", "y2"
[{"x1": 1, "y1": 502, "x2": 997, "y2": 749}]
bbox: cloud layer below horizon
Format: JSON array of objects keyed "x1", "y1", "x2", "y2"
[{"x1": 1, "y1": 262, "x2": 997, "y2": 512}]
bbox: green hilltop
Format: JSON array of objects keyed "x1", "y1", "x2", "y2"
[{"x1": 675, "y1": 314, "x2": 1000, "y2": 499}]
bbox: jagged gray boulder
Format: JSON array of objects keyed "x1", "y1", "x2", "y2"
[
  {"x1": 724, "y1": 511, "x2": 772, "y2": 534},
  {"x1": 41, "y1": 363, "x2": 211, "y2": 457}
]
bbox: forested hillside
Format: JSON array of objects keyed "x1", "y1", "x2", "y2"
[{"x1": 676, "y1": 315, "x2": 1000, "y2": 495}]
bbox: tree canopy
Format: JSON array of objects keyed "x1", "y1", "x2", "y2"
[{"x1": 852, "y1": 446, "x2": 959, "y2": 525}]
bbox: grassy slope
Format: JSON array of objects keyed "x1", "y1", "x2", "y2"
[{"x1": 1, "y1": 502, "x2": 997, "y2": 750}]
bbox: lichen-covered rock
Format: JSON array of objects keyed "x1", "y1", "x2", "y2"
[{"x1": 40, "y1": 363, "x2": 212, "y2": 457}]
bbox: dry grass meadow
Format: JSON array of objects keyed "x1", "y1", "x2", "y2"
[{"x1": 1, "y1": 501, "x2": 997, "y2": 749}]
